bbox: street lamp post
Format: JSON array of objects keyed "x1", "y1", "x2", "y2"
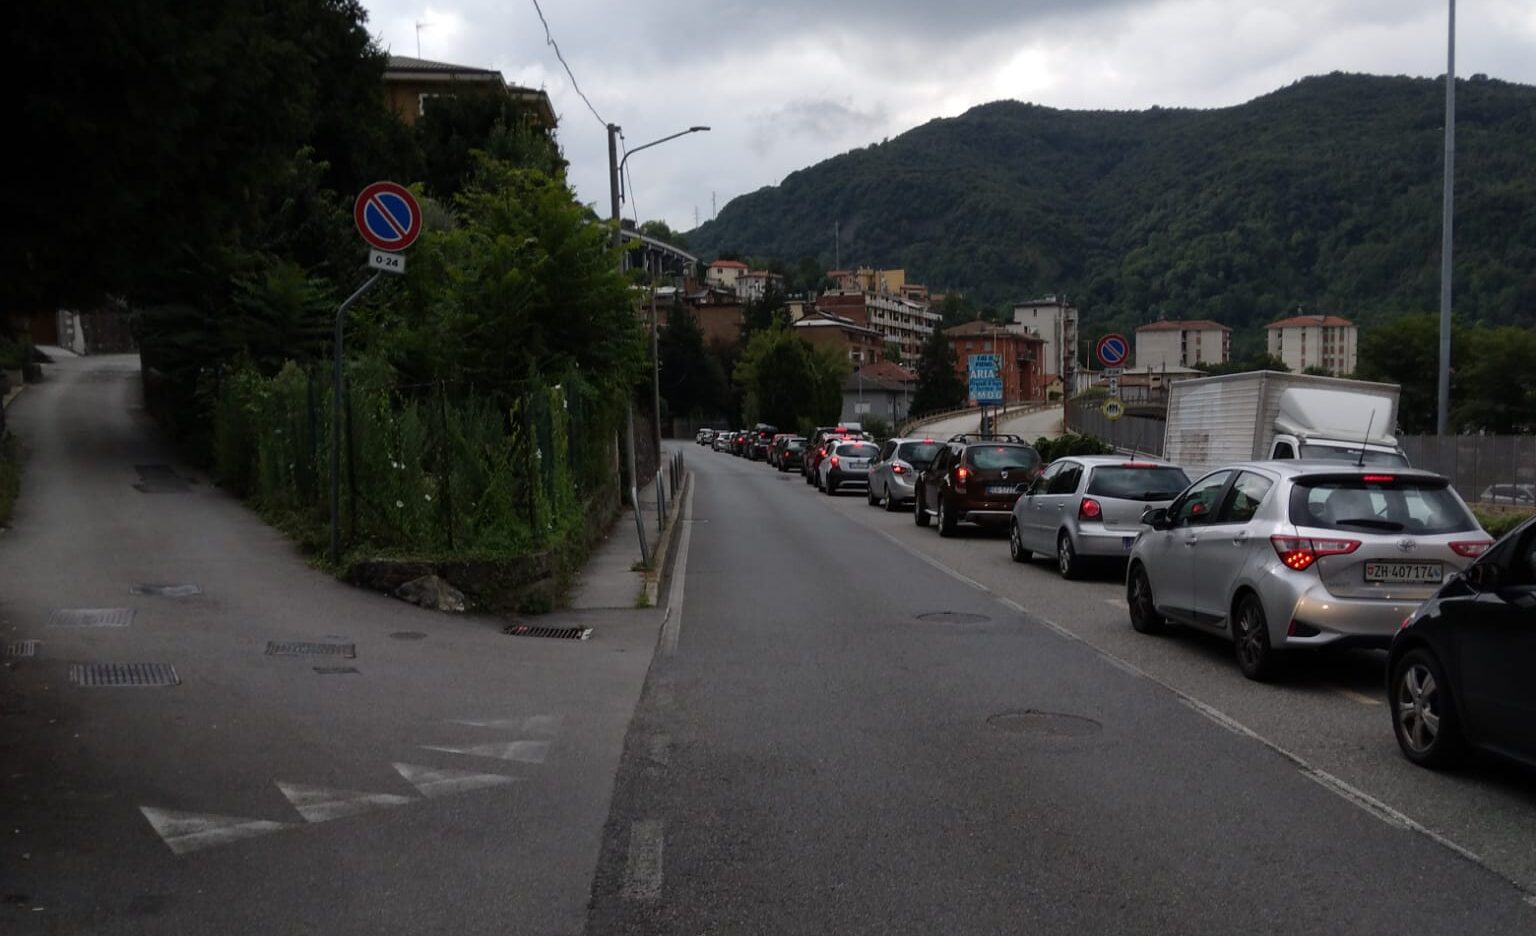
[
  {"x1": 607, "y1": 123, "x2": 709, "y2": 559},
  {"x1": 1436, "y1": 0, "x2": 1456, "y2": 436}
]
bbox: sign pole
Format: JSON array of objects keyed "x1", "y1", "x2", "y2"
[{"x1": 330, "y1": 271, "x2": 385, "y2": 566}]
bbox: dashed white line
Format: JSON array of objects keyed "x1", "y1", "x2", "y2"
[{"x1": 622, "y1": 819, "x2": 664, "y2": 900}]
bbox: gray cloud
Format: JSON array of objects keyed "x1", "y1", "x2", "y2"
[{"x1": 749, "y1": 97, "x2": 891, "y2": 155}]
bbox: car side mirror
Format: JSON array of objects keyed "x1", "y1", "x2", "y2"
[
  {"x1": 1467, "y1": 563, "x2": 1501, "y2": 590},
  {"x1": 1142, "y1": 507, "x2": 1168, "y2": 529}
]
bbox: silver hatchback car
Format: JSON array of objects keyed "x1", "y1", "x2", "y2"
[
  {"x1": 1126, "y1": 463, "x2": 1492, "y2": 680},
  {"x1": 865, "y1": 437, "x2": 945, "y2": 511},
  {"x1": 1009, "y1": 457, "x2": 1190, "y2": 579}
]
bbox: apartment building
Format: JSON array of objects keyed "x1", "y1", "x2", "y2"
[
  {"x1": 1008, "y1": 296, "x2": 1079, "y2": 383},
  {"x1": 945, "y1": 321, "x2": 1047, "y2": 403},
  {"x1": 1134, "y1": 320, "x2": 1232, "y2": 369},
  {"x1": 1266, "y1": 314, "x2": 1358, "y2": 375},
  {"x1": 817, "y1": 268, "x2": 939, "y2": 362}
]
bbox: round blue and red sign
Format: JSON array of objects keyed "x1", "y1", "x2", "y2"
[
  {"x1": 353, "y1": 181, "x2": 422, "y2": 252},
  {"x1": 1096, "y1": 333, "x2": 1130, "y2": 368}
]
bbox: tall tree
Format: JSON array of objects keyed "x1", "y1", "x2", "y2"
[
  {"x1": 657, "y1": 301, "x2": 727, "y2": 418},
  {"x1": 910, "y1": 328, "x2": 965, "y2": 415},
  {"x1": 733, "y1": 325, "x2": 846, "y2": 429}
]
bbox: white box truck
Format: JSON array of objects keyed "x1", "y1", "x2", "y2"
[{"x1": 1162, "y1": 371, "x2": 1407, "y2": 477}]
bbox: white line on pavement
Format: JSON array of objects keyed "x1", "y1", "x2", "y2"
[
  {"x1": 660, "y1": 477, "x2": 694, "y2": 657},
  {"x1": 394, "y1": 763, "x2": 518, "y2": 798},
  {"x1": 276, "y1": 782, "x2": 413, "y2": 823},
  {"x1": 1331, "y1": 686, "x2": 1382, "y2": 706},
  {"x1": 622, "y1": 819, "x2": 664, "y2": 901},
  {"x1": 422, "y1": 740, "x2": 550, "y2": 764},
  {"x1": 140, "y1": 807, "x2": 293, "y2": 856}
]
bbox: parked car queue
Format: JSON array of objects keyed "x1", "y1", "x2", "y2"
[{"x1": 696, "y1": 424, "x2": 1533, "y2": 772}]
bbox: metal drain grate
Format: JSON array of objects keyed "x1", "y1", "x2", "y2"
[
  {"x1": 4, "y1": 640, "x2": 39, "y2": 658},
  {"x1": 916, "y1": 611, "x2": 992, "y2": 624},
  {"x1": 313, "y1": 666, "x2": 360, "y2": 675},
  {"x1": 503, "y1": 624, "x2": 592, "y2": 640},
  {"x1": 130, "y1": 584, "x2": 203, "y2": 597},
  {"x1": 265, "y1": 641, "x2": 356, "y2": 658},
  {"x1": 70, "y1": 663, "x2": 180, "y2": 687},
  {"x1": 389, "y1": 631, "x2": 428, "y2": 640},
  {"x1": 49, "y1": 608, "x2": 135, "y2": 628}
]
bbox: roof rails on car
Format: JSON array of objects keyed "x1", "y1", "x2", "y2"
[{"x1": 947, "y1": 433, "x2": 1027, "y2": 444}]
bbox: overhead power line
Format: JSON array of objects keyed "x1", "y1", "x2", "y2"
[{"x1": 528, "y1": 0, "x2": 607, "y2": 129}]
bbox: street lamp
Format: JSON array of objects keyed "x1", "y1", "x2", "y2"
[{"x1": 606, "y1": 123, "x2": 709, "y2": 557}]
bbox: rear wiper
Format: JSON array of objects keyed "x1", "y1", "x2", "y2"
[{"x1": 1333, "y1": 517, "x2": 1404, "y2": 531}]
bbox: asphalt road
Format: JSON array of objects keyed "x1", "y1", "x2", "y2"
[
  {"x1": 0, "y1": 353, "x2": 662, "y2": 935},
  {"x1": 908, "y1": 404, "x2": 1064, "y2": 441},
  {"x1": 587, "y1": 443, "x2": 1536, "y2": 934}
]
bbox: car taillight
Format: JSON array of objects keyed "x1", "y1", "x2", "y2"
[
  {"x1": 1449, "y1": 541, "x2": 1493, "y2": 558},
  {"x1": 830, "y1": 455, "x2": 840, "y2": 468},
  {"x1": 956, "y1": 466, "x2": 970, "y2": 480},
  {"x1": 1270, "y1": 536, "x2": 1360, "y2": 571},
  {"x1": 891, "y1": 463, "x2": 906, "y2": 474},
  {"x1": 1079, "y1": 497, "x2": 1102, "y2": 520},
  {"x1": 1362, "y1": 475, "x2": 1395, "y2": 483}
]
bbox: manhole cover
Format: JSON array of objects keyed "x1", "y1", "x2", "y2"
[
  {"x1": 70, "y1": 663, "x2": 180, "y2": 688},
  {"x1": 503, "y1": 624, "x2": 591, "y2": 640},
  {"x1": 987, "y1": 710, "x2": 1102, "y2": 738},
  {"x1": 266, "y1": 641, "x2": 356, "y2": 658},
  {"x1": 4, "y1": 640, "x2": 38, "y2": 658},
  {"x1": 49, "y1": 608, "x2": 135, "y2": 628},
  {"x1": 916, "y1": 611, "x2": 992, "y2": 624},
  {"x1": 130, "y1": 584, "x2": 202, "y2": 597},
  {"x1": 389, "y1": 631, "x2": 428, "y2": 640},
  {"x1": 132, "y1": 465, "x2": 193, "y2": 494},
  {"x1": 313, "y1": 666, "x2": 360, "y2": 675}
]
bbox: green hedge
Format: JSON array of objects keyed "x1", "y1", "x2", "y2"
[{"x1": 1473, "y1": 508, "x2": 1534, "y2": 540}]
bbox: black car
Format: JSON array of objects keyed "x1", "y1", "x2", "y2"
[
  {"x1": 777, "y1": 436, "x2": 807, "y2": 472},
  {"x1": 1387, "y1": 515, "x2": 1536, "y2": 770},
  {"x1": 748, "y1": 424, "x2": 778, "y2": 461},
  {"x1": 914, "y1": 434, "x2": 1043, "y2": 537}
]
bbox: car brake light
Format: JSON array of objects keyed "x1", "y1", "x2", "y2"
[
  {"x1": 891, "y1": 463, "x2": 906, "y2": 474},
  {"x1": 955, "y1": 466, "x2": 970, "y2": 480},
  {"x1": 1270, "y1": 536, "x2": 1360, "y2": 571},
  {"x1": 1079, "y1": 497, "x2": 1102, "y2": 520},
  {"x1": 830, "y1": 455, "x2": 840, "y2": 468},
  {"x1": 1120, "y1": 462, "x2": 1157, "y2": 468},
  {"x1": 1450, "y1": 540, "x2": 1493, "y2": 558},
  {"x1": 923, "y1": 438, "x2": 934, "y2": 444},
  {"x1": 1362, "y1": 475, "x2": 1395, "y2": 483}
]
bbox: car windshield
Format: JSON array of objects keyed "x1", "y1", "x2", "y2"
[
  {"x1": 1297, "y1": 444, "x2": 1409, "y2": 466},
  {"x1": 1289, "y1": 476, "x2": 1479, "y2": 534},
  {"x1": 837, "y1": 443, "x2": 879, "y2": 459},
  {"x1": 967, "y1": 445, "x2": 1040, "y2": 471},
  {"x1": 896, "y1": 442, "x2": 942, "y2": 466},
  {"x1": 1087, "y1": 466, "x2": 1191, "y2": 501}
]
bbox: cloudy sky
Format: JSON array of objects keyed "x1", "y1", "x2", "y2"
[{"x1": 362, "y1": 0, "x2": 1536, "y2": 234}]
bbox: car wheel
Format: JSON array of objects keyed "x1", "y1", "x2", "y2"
[
  {"x1": 1391, "y1": 648, "x2": 1465, "y2": 769},
  {"x1": 867, "y1": 485, "x2": 879, "y2": 506},
  {"x1": 823, "y1": 479, "x2": 836, "y2": 496},
  {"x1": 884, "y1": 485, "x2": 901, "y2": 512},
  {"x1": 1127, "y1": 563, "x2": 1165, "y2": 634},
  {"x1": 1056, "y1": 532, "x2": 1081, "y2": 580},
  {"x1": 937, "y1": 496, "x2": 957, "y2": 537},
  {"x1": 914, "y1": 490, "x2": 930, "y2": 527},
  {"x1": 1232, "y1": 593, "x2": 1280, "y2": 681},
  {"x1": 1009, "y1": 521, "x2": 1032, "y2": 563}
]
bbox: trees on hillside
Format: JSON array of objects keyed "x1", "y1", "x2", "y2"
[
  {"x1": 733, "y1": 326, "x2": 846, "y2": 430},
  {"x1": 1357, "y1": 314, "x2": 1536, "y2": 433},
  {"x1": 911, "y1": 329, "x2": 965, "y2": 416}
]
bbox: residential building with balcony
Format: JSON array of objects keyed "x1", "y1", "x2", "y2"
[
  {"x1": 382, "y1": 55, "x2": 555, "y2": 128},
  {"x1": 735, "y1": 270, "x2": 785, "y2": 303},
  {"x1": 1134, "y1": 319, "x2": 1232, "y2": 369},
  {"x1": 704, "y1": 259, "x2": 748, "y2": 294},
  {"x1": 1008, "y1": 295, "x2": 1078, "y2": 384},
  {"x1": 946, "y1": 321, "x2": 1046, "y2": 403},
  {"x1": 794, "y1": 312, "x2": 886, "y2": 365},
  {"x1": 1266, "y1": 314, "x2": 1358, "y2": 375},
  {"x1": 816, "y1": 267, "x2": 939, "y2": 363}
]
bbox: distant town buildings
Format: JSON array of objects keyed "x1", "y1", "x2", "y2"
[
  {"x1": 381, "y1": 55, "x2": 555, "y2": 128},
  {"x1": 1266, "y1": 314, "x2": 1358, "y2": 375},
  {"x1": 1007, "y1": 296, "x2": 1079, "y2": 386},
  {"x1": 794, "y1": 312, "x2": 885, "y2": 365},
  {"x1": 816, "y1": 268, "x2": 940, "y2": 361},
  {"x1": 1134, "y1": 319, "x2": 1232, "y2": 370},
  {"x1": 946, "y1": 320, "x2": 1047, "y2": 403}
]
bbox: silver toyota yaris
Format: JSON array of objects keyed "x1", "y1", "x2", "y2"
[{"x1": 1125, "y1": 462, "x2": 1492, "y2": 680}]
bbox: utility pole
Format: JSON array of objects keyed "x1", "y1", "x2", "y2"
[
  {"x1": 1437, "y1": 0, "x2": 1457, "y2": 436},
  {"x1": 608, "y1": 122, "x2": 649, "y2": 566}
]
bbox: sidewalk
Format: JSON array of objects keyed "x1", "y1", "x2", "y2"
[{"x1": 568, "y1": 449, "x2": 685, "y2": 610}]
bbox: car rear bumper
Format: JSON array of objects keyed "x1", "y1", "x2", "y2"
[
  {"x1": 827, "y1": 470, "x2": 869, "y2": 486},
  {"x1": 1075, "y1": 527, "x2": 1143, "y2": 558},
  {"x1": 957, "y1": 508, "x2": 1013, "y2": 526},
  {"x1": 1265, "y1": 580, "x2": 1421, "y2": 649}
]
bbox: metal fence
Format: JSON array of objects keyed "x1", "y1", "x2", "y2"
[
  {"x1": 1066, "y1": 399, "x2": 1165, "y2": 456},
  {"x1": 1399, "y1": 435, "x2": 1536, "y2": 506}
]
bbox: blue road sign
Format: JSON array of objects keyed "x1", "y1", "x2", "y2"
[
  {"x1": 967, "y1": 353, "x2": 999, "y2": 379},
  {"x1": 354, "y1": 181, "x2": 422, "y2": 252},
  {"x1": 969, "y1": 376, "x2": 1004, "y2": 405},
  {"x1": 1096, "y1": 333, "x2": 1130, "y2": 369}
]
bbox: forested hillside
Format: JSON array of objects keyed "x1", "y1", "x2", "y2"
[{"x1": 687, "y1": 73, "x2": 1536, "y2": 333}]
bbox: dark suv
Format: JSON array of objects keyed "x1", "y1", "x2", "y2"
[
  {"x1": 748, "y1": 424, "x2": 778, "y2": 461},
  {"x1": 914, "y1": 434, "x2": 1043, "y2": 537}
]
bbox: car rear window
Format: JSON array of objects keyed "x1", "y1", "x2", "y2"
[
  {"x1": 837, "y1": 443, "x2": 880, "y2": 459},
  {"x1": 1087, "y1": 466, "x2": 1191, "y2": 501},
  {"x1": 967, "y1": 445, "x2": 1040, "y2": 471},
  {"x1": 1289, "y1": 475, "x2": 1478, "y2": 535},
  {"x1": 896, "y1": 442, "x2": 942, "y2": 465},
  {"x1": 785, "y1": 439, "x2": 806, "y2": 450}
]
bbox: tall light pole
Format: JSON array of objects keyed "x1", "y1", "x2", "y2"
[
  {"x1": 1436, "y1": 1, "x2": 1456, "y2": 436},
  {"x1": 613, "y1": 125, "x2": 710, "y2": 454}
]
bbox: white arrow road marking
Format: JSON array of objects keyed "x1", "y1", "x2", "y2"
[
  {"x1": 393, "y1": 763, "x2": 519, "y2": 798},
  {"x1": 275, "y1": 782, "x2": 414, "y2": 823},
  {"x1": 421, "y1": 740, "x2": 550, "y2": 764},
  {"x1": 448, "y1": 715, "x2": 562, "y2": 734},
  {"x1": 140, "y1": 807, "x2": 293, "y2": 855}
]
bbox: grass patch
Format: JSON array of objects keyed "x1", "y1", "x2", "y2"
[{"x1": 0, "y1": 435, "x2": 20, "y2": 526}]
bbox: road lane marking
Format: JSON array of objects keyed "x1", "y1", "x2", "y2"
[
  {"x1": 276, "y1": 782, "x2": 413, "y2": 823},
  {"x1": 393, "y1": 763, "x2": 518, "y2": 798},
  {"x1": 422, "y1": 740, "x2": 550, "y2": 764},
  {"x1": 1104, "y1": 598, "x2": 1127, "y2": 610},
  {"x1": 647, "y1": 734, "x2": 672, "y2": 768},
  {"x1": 1097, "y1": 651, "x2": 1150, "y2": 681},
  {"x1": 140, "y1": 807, "x2": 293, "y2": 855},
  {"x1": 660, "y1": 476, "x2": 694, "y2": 656},
  {"x1": 1331, "y1": 686, "x2": 1382, "y2": 706},
  {"x1": 1298, "y1": 768, "x2": 1411, "y2": 831},
  {"x1": 622, "y1": 819, "x2": 664, "y2": 900},
  {"x1": 449, "y1": 715, "x2": 563, "y2": 734}
]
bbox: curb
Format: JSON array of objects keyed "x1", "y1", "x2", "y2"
[{"x1": 642, "y1": 470, "x2": 691, "y2": 607}]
